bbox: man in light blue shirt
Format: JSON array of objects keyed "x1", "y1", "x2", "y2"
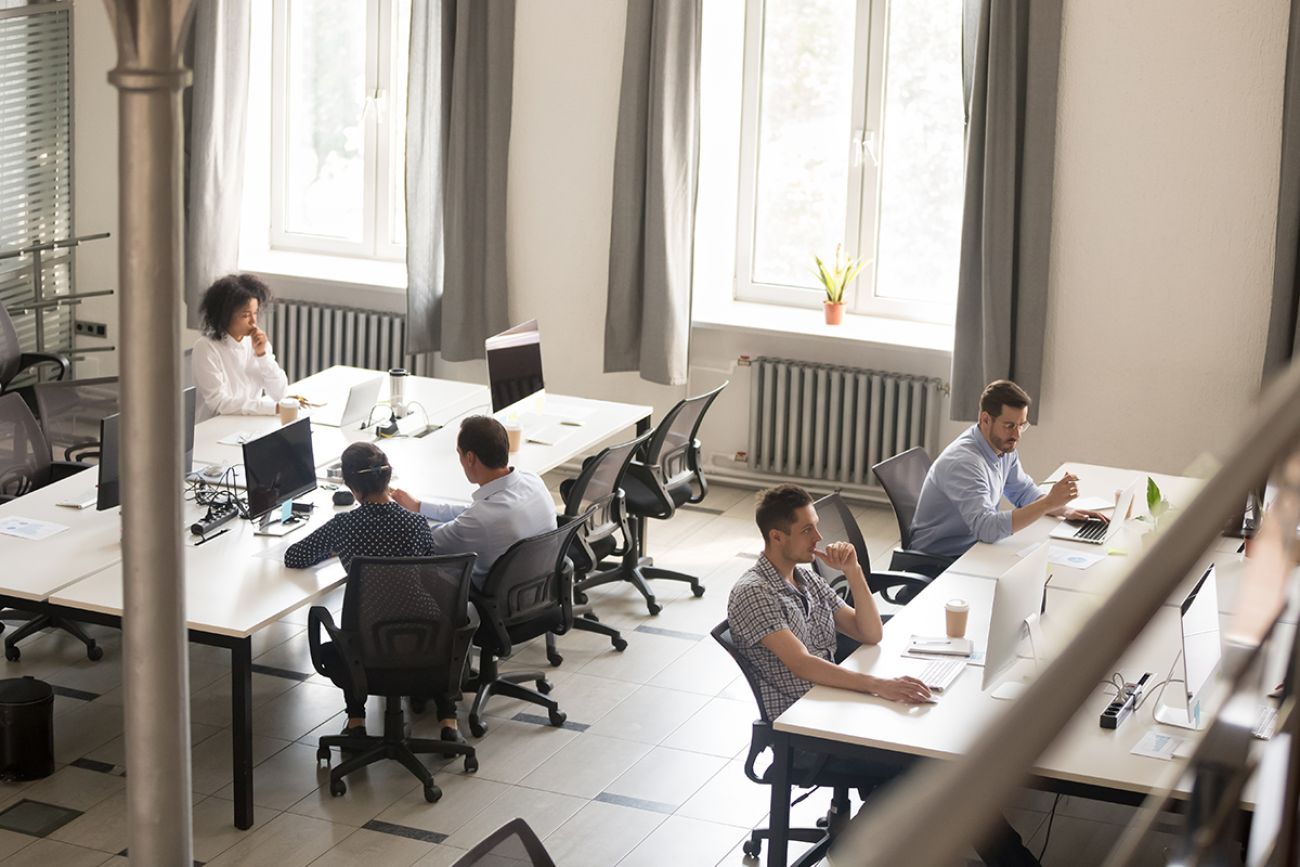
[
  {"x1": 909, "y1": 380, "x2": 1106, "y2": 559},
  {"x1": 392, "y1": 416, "x2": 557, "y2": 584}
]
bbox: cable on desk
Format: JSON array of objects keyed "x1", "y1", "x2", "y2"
[{"x1": 1138, "y1": 652, "x2": 1186, "y2": 715}]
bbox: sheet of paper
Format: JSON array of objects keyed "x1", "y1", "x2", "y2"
[
  {"x1": 902, "y1": 648, "x2": 987, "y2": 666},
  {"x1": 217, "y1": 431, "x2": 255, "y2": 446},
  {"x1": 1068, "y1": 495, "x2": 1114, "y2": 511},
  {"x1": 0, "y1": 516, "x2": 69, "y2": 541},
  {"x1": 1047, "y1": 546, "x2": 1107, "y2": 570},
  {"x1": 1130, "y1": 729, "x2": 1185, "y2": 761},
  {"x1": 1015, "y1": 541, "x2": 1044, "y2": 558}
]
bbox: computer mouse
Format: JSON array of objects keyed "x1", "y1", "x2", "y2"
[
  {"x1": 200, "y1": 464, "x2": 226, "y2": 480},
  {"x1": 333, "y1": 490, "x2": 355, "y2": 507}
]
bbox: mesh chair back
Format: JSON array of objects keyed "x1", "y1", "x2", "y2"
[
  {"x1": 451, "y1": 817, "x2": 557, "y2": 867},
  {"x1": 343, "y1": 555, "x2": 476, "y2": 687},
  {"x1": 0, "y1": 305, "x2": 20, "y2": 389},
  {"x1": 811, "y1": 493, "x2": 872, "y2": 600},
  {"x1": 31, "y1": 377, "x2": 119, "y2": 459},
  {"x1": 481, "y1": 518, "x2": 587, "y2": 633},
  {"x1": 643, "y1": 382, "x2": 726, "y2": 491},
  {"x1": 0, "y1": 393, "x2": 52, "y2": 497},
  {"x1": 711, "y1": 620, "x2": 773, "y2": 723},
  {"x1": 562, "y1": 431, "x2": 651, "y2": 544},
  {"x1": 871, "y1": 446, "x2": 932, "y2": 549}
]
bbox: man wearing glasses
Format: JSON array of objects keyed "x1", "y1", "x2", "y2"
[{"x1": 909, "y1": 379, "x2": 1107, "y2": 559}]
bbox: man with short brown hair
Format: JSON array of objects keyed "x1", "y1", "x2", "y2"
[{"x1": 910, "y1": 379, "x2": 1107, "y2": 558}]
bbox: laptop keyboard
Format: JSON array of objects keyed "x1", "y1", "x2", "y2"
[{"x1": 1072, "y1": 519, "x2": 1109, "y2": 542}]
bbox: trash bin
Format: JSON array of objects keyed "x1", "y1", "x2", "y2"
[{"x1": 0, "y1": 677, "x2": 54, "y2": 780}]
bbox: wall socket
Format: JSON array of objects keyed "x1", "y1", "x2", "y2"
[{"x1": 74, "y1": 321, "x2": 108, "y2": 338}]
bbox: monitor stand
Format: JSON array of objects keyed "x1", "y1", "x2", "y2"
[
  {"x1": 991, "y1": 614, "x2": 1048, "y2": 702},
  {"x1": 253, "y1": 505, "x2": 309, "y2": 538},
  {"x1": 1154, "y1": 697, "x2": 1206, "y2": 730}
]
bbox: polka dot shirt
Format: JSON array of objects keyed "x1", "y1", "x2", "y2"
[{"x1": 284, "y1": 501, "x2": 436, "y2": 573}]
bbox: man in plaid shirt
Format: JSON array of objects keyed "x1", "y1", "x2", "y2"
[{"x1": 727, "y1": 484, "x2": 1040, "y2": 867}]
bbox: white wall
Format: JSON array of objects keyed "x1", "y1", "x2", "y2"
[{"x1": 67, "y1": 0, "x2": 1291, "y2": 486}]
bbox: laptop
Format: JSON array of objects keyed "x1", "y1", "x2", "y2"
[
  {"x1": 310, "y1": 376, "x2": 383, "y2": 428},
  {"x1": 1049, "y1": 478, "x2": 1140, "y2": 545}
]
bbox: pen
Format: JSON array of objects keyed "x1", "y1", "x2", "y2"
[{"x1": 915, "y1": 639, "x2": 951, "y2": 646}]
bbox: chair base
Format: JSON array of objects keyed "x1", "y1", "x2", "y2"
[
  {"x1": 743, "y1": 788, "x2": 851, "y2": 865},
  {"x1": 546, "y1": 607, "x2": 627, "y2": 665},
  {"x1": 317, "y1": 696, "x2": 476, "y2": 801},
  {"x1": 574, "y1": 555, "x2": 704, "y2": 616},
  {"x1": 467, "y1": 652, "x2": 566, "y2": 738},
  {"x1": 0, "y1": 610, "x2": 101, "y2": 661}
]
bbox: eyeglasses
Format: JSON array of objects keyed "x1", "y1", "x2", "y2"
[{"x1": 996, "y1": 421, "x2": 1032, "y2": 434}]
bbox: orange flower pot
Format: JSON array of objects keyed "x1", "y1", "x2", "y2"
[{"x1": 823, "y1": 302, "x2": 845, "y2": 325}]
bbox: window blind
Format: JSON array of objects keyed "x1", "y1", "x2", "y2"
[{"x1": 0, "y1": 2, "x2": 74, "y2": 371}]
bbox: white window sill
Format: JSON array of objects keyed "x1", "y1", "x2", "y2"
[
  {"x1": 240, "y1": 248, "x2": 407, "y2": 292},
  {"x1": 691, "y1": 297, "x2": 954, "y2": 354}
]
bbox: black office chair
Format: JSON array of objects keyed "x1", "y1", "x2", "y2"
[
  {"x1": 0, "y1": 303, "x2": 68, "y2": 396},
  {"x1": 451, "y1": 817, "x2": 557, "y2": 867},
  {"x1": 577, "y1": 382, "x2": 727, "y2": 614},
  {"x1": 871, "y1": 447, "x2": 954, "y2": 578},
  {"x1": 30, "y1": 377, "x2": 119, "y2": 463},
  {"x1": 549, "y1": 431, "x2": 654, "y2": 661},
  {"x1": 713, "y1": 620, "x2": 873, "y2": 865},
  {"x1": 0, "y1": 393, "x2": 101, "y2": 661},
  {"x1": 309, "y1": 554, "x2": 479, "y2": 803},
  {"x1": 467, "y1": 515, "x2": 589, "y2": 738}
]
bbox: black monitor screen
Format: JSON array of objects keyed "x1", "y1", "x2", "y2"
[
  {"x1": 96, "y1": 412, "x2": 120, "y2": 511},
  {"x1": 243, "y1": 417, "x2": 317, "y2": 519},
  {"x1": 486, "y1": 320, "x2": 544, "y2": 413}
]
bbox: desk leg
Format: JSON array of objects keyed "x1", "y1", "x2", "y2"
[
  {"x1": 636, "y1": 415, "x2": 651, "y2": 558},
  {"x1": 768, "y1": 730, "x2": 791, "y2": 867},
  {"x1": 231, "y1": 637, "x2": 254, "y2": 830}
]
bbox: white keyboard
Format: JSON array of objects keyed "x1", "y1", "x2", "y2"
[
  {"x1": 1253, "y1": 704, "x2": 1279, "y2": 740},
  {"x1": 919, "y1": 658, "x2": 967, "y2": 693}
]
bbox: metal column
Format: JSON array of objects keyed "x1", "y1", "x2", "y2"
[{"x1": 103, "y1": 1, "x2": 197, "y2": 862}]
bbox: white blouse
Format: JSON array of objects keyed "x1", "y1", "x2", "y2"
[{"x1": 191, "y1": 334, "x2": 289, "y2": 422}]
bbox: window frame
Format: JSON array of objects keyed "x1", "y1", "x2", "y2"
[
  {"x1": 263, "y1": 0, "x2": 407, "y2": 263},
  {"x1": 732, "y1": 0, "x2": 958, "y2": 325}
]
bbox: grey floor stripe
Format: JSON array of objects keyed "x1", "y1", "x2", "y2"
[
  {"x1": 680, "y1": 504, "x2": 726, "y2": 515},
  {"x1": 511, "y1": 711, "x2": 589, "y2": 732},
  {"x1": 49, "y1": 684, "x2": 99, "y2": 702},
  {"x1": 594, "y1": 792, "x2": 677, "y2": 814},
  {"x1": 70, "y1": 757, "x2": 121, "y2": 776},
  {"x1": 363, "y1": 819, "x2": 449, "y2": 844},
  {"x1": 250, "y1": 663, "x2": 312, "y2": 682},
  {"x1": 634, "y1": 624, "x2": 706, "y2": 642},
  {"x1": 117, "y1": 850, "x2": 202, "y2": 866}
]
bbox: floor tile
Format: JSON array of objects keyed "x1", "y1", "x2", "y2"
[
  {"x1": 0, "y1": 838, "x2": 112, "y2": 867},
  {"x1": 215, "y1": 742, "x2": 326, "y2": 811},
  {"x1": 203, "y1": 811, "x2": 351, "y2": 867},
  {"x1": 19, "y1": 766, "x2": 123, "y2": 814},
  {"x1": 576, "y1": 630, "x2": 692, "y2": 684},
  {"x1": 250, "y1": 682, "x2": 348, "y2": 742},
  {"x1": 307, "y1": 826, "x2": 435, "y2": 866},
  {"x1": 286, "y1": 756, "x2": 422, "y2": 828},
  {"x1": 461, "y1": 719, "x2": 577, "y2": 785},
  {"x1": 189, "y1": 673, "x2": 300, "y2": 729},
  {"x1": 191, "y1": 728, "x2": 292, "y2": 796},
  {"x1": 0, "y1": 799, "x2": 81, "y2": 838},
  {"x1": 661, "y1": 697, "x2": 754, "y2": 757},
  {"x1": 517, "y1": 734, "x2": 652, "y2": 799},
  {"x1": 541, "y1": 800, "x2": 665, "y2": 867},
  {"x1": 647, "y1": 638, "x2": 738, "y2": 697},
  {"x1": 374, "y1": 773, "x2": 511, "y2": 837},
  {"x1": 675, "y1": 759, "x2": 771, "y2": 828},
  {"x1": 616, "y1": 814, "x2": 746, "y2": 867},
  {"x1": 0, "y1": 830, "x2": 30, "y2": 861},
  {"x1": 442, "y1": 787, "x2": 585, "y2": 849},
  {"x1": 603, "y1": 746, "x2": 727, "y2": 809},
  {"x1": 584, "y1": 685, "x2": 710, "y2": 745},
  {"x1": 409, "y1": 843, "x2": 470, "y2": 866},
  {"x1": 191, "y1": 796, "x2": 264, "y2": 863}
]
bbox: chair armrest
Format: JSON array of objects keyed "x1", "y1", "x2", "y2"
[
  {"x1": 626, "y1": 461, "x2": 675, "y2": 519},
  {"x1": 64, "y1": 441, "x2": 101, "y2": 463},
  {"x1": 470, "y1": 592, "x2": 514, "y2": 658},
  {"x1": 307, "y1": 606, "x2": 367, "y2": 696},
  {"x1": 49, "y1": 461, "x2": 91, "y2": 482},
  {"x1": 866, "y1": 569, "x2": 933, "y2": 606},
  {"x1": 17, "y1": 351, "x2": 68, "y2": 382},
  {"x1": 555, "y1": 558, "x2": 574, "y2": 635},
  {"x1": 742, "y1": 720, "x2": 773, "y2": 784},
  {"x1": 888, "y1": 549, "x2": 954, "y2": 579}
]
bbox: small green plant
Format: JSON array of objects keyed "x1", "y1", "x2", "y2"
[
  {"x1": 814, "y1": 244, "x2": 869, "y2": 304},
  {"x1": 1146, "y1": 477, "x2": 1171, "y2": 528}
]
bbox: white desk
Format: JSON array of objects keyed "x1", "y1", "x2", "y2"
[{"x1": 1, "y1": 366, "x2": 651, "y2": 829}]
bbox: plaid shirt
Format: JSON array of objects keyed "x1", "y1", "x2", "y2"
[{"x1": 727, "y1": 554, "x2": 846, "y2": 721}]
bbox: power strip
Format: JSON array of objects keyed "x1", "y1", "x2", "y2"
[
  {"x1": 1100, "y1": 672, "x2": 1152, "y2": 729},
  {"x1": 191, "y1": 503, "x2": 237, "y2": 537}
]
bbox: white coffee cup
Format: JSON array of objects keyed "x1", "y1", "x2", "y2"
[
  {"x1": 505, "y1": 422, "x2": 522, "y2": 453},
  {"x1": 278, "y1": 398, "x2": 299, "y2": 425},
  {"x1": 944, "y1": 598, "x2": 969, "y2": 639}
]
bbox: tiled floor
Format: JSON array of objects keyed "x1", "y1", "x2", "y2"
[{"x1": 0, "y1": 481, "x2": 1177, "y2": 865}]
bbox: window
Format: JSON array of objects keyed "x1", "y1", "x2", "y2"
[
  {"x1": 734, "y1": 0, "x2": 964, "y2": 323},
  {"x1": 247, "y1": 0, "x2": 410, "y2": 265}
]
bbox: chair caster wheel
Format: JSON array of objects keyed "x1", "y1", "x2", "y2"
[
  {"x1": 548, "y1": 709, "x2": 567, "y2": 728},
  {"x1": 469, "y1": 716, "x2": 488, "y2": 738},
  {"x1": 691, "y1": 585, "x2": 705, "y2": 598},
  {"x1": 423, "y1": 784, "x2": 442, "y2": 803},
  {"x1": 329, "y1": 778, "x2": 346, "y2": 797},
  {"x1": 87, "y1": 644, "x2": 103, "y2": 661},
  {"x1": 582, "y1": 611, "x2": 599, "y2": 622},
  {"x1": 537, "y1": 679, "x2": 553, "y2": 695},
  {"x1": 612, "y1": 638, "x2": 628, "y2": 652},
  {"x1": 546, "y1": 652, "x2": 563, "y2": 667},
  {"x1": 316, "y1": 746, "x2": 330, "y2": 763},
  {"x1": 573, "y1": 591, "x2": 588, "y2": 605},
  {"x1": 464, "y1": 755, "x2": 478, "y2": 773},
  {"x1": 5, "y1": 646, "x2": 19, "y2": 662},
  {"x1": 646, "y1": 602, "x2": 662, "y2": 616},
  {"x1": 743, "y1": 839, "x2": 762, "y2": 858}
]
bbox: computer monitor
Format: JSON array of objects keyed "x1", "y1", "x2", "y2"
[
  {"x1": 242, "y1": 417, "x2": 317, "y2": 520},
  {"x1": 485, "y1": 319, "x2": 544, "y2": 413},
  {"x1": 983, "y1": 543, "x2": 1052, "y2": 699},
  {"x1": 1155, "y1": 565, "x2": 1222, "y2": 730},
  {"x1": 96, "y1": 386, "x2": 196, "y2": 511}
]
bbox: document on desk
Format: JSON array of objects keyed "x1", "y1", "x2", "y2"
[
  {"x1": 217, "y1": 431, "x2": 256, "y2": 446},
  {"x1": 1130, "y1": 729, "x2": 1186, "y2": 761},
  {"x1": 1047, "y1": 546, "x2": 1107, "y2": 570},
  {"x1": 0, "y1": 516, "x2": 69, "y2": 541}
]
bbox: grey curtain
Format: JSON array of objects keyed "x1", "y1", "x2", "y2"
[
  {"x1": 406, "y1": 0, "x2": 515, "y2": 360},
  {"x1": 185, "y1": 0, "x2": 251, "y2": 330},
  {"x1": 1265, "y1": 0, "x2": 1300, "y2": 381},
  {"x1": 604, "y1": 0, "x2": 701, "y2": 387},
  {"x1": 950, "y1": 0, "x2": 1062, "y2": 422}
]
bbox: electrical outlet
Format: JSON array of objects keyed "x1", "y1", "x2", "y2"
[{"x1": 74, "y1": 321, "x2": 108, "y2": 338}]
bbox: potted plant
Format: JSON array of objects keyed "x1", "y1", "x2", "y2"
[{"x1": 814, "y1": 245, "x2": 868, "y2": 325}]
